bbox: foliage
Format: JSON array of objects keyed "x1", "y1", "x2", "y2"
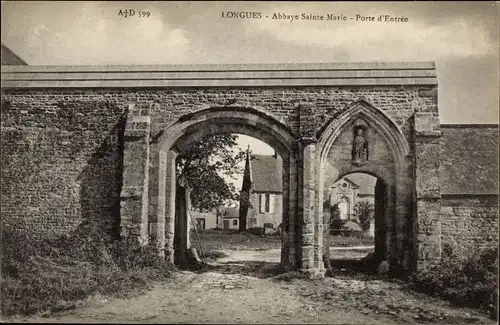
[
  {"x1": 354, "y1": 201, "x2": 374, "y2": 231},
  {"x1": 330, "y1": 204, "x2": 343, "y2": 230},
  {"x1": 0, "y1": 224, "x2": 174, "y2": 317},
  {"x1": 176, "y1": 133, "x2": 246, "y2": 211},
  {"x1": 409, "y1": 243, "x2": 498, "y2": 320}
]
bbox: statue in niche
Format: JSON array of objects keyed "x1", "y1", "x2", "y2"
[{"x1": 352, "y1": 126, "x2": 368, "y2": 166}]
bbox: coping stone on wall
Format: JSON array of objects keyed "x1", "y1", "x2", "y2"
[{"x1": 1, "y1": 62, "x2": 438, "y2": 88}]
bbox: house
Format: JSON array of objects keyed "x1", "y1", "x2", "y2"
[
  {"x1": 1, "y1": 42, "x2": 28, "y2": 65},
  {"x1": 190, "y1": 209, "x2": 220, "y2": 231},
  {"x1": 220, "y1": 206, "x2": 239, "y2": 230},
  {"x1": 190, "y1": 202, "x2": 242, "y2": 231},
  {"x1": 328, "y1": 174, "x2": 377, "y2": 237},
  {"x1": 239, "y1": 147, "x2": 283, "y2": 230},
  {"x1": 329, "y1": 175, "x2": 376, "y2": 220}
]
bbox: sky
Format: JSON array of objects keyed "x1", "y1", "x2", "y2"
[
  {"x1": 2, "y1": 1, "x2": 499, "y2": 189},
  {"x1": 1, "y1": 1, "x2": 499, "y2": 124}
]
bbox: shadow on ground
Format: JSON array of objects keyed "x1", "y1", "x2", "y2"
[
  {"x1": 327, "y1": 258, "x2": 377, "y2": 277},
  {"x1": 184, "y1": 257, "x2": 378, "y2": 281}
]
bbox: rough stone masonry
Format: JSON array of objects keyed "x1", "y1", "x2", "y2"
[{"x1": 1, "y1": 62, "x2": 498, "y2": 278}]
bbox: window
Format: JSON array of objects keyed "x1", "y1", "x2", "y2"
[
  {"x1": 338, "y1": 196, "x2": 351, "y2": 220},
  {"x1": 265, "y1": 193, "x2": 270, "y2": 212},
  {"x1": 232, "y1": 220, "x2": 238, "y2": 226},
  {"x1": 259, "y1": 193, "x2": 275, "y2": 214},
  {"x1": 196, "y1": 218, "x2": 206, "y2": 230}
]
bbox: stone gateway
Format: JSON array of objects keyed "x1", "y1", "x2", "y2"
[{"x1": 1, "y1": 62, "x2": 498, "y2": 278}]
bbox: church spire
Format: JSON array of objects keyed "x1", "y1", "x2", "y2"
[
  {"x1": 239, "y1": 145, "x2": 252, "y2": 232},
  {"x1": 241, "y1": 145, "x2": 252, "y2": 191}
]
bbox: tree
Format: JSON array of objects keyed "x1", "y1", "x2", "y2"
[
  {"x1": 354, "y1": 201, "x2": 375, "y2": 232},
  {"x1": 176, "y1": 133, "x2": 246, "y2": 211},
  {"x1": 330, "y1": 204, "x2": 343, "y2": 231}
]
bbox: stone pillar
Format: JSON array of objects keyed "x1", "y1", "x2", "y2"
[
  {"x1": 374, "y1": 179, "x2": 387, "y2": 263},
  {"x1": 395, "y1": 158, "x2": 414, "y2": 273},
  {"x1": 414, "y1": 112, "x2": 442, "y2": 270},
  {"x1": 299, "y1": 137, "x2": 324, "y2": 278},
  {"x1": 119, "y1": 113, "x2": 151, "y2": 245},
  {"x1": 321, "y1": 183, "x2": 331, "y2": 270},
  {"x1": 285, "y1": 149, "x2": 299, "y2": 270},
  {"x1": 164, "y1": 150, "x2": 178, "y2": 263},
  {"x1": 281, "y1": 156, "x2": 291, "y2": 269},
  {"x1": 385, "y1": 184, "x2": 397, "y2": 268},
  {"x1": 148, "y1": 150, "x2": 166, "y2": 257}
]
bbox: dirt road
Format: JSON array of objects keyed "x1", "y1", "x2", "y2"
[
  {"x1": 216, "y1": 246, "x2": 374, "y2": 263},
  {"x1": 5, "y1": 249, "x2": 495, "y2": 324}
]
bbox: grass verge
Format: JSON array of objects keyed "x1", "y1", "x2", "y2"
[{"x1": 1, "y1": 223, "x2": 174, "y2": 317}]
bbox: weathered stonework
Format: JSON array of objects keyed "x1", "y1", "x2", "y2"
[
  {"x1": 441, "y1": 196, "x2": 499, "y2": 251},
  {"x1": 1, "y1": 62, "x2": 497, "y2": 278},
  {"x1": 413, "y1": 112, "x2": 442, "y2": 270}
]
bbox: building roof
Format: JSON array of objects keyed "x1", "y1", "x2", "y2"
[
  {"x1": 440, "y1": 125, "x2": 499, "y2": 195},
  {"x1": 339, "y1": 177, "x2": 360, "y2": 189},
  {"x1": 219, "y1": 207, "x2": 239, "y2": 219},
  {"x1": 250, "y1": 154, "x2": 283, "y2": 193},
  {"x1": 344, "y1": 174, "x2": 377, "y2": 195},
  {"x1": 1, "y1": 43, "x2": 28, "y2": 65}
]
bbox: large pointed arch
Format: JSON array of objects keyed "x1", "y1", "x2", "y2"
[{"x1": 317, "y1": 98, "x2": 410, "y2": 168}]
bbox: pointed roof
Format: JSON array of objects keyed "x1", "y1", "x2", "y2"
[
  {"x1": 346, "y1": 174, "x2": 377, "y2": 195},
  {"x1": 1, "y1": 42, "x2": 28, "y2": 65},
  {"x1": 338, "y1": 177, "x2": 360, "y2": 189},
  {"x1": 241, "y1": 145, "x2": 252, "y2": 192},
  {"x1": 248, "y1": 153, "x2": 282, "y2": 193},
  {"x1": 336, "y1": 174, "x2": 377, "y2": 196}
]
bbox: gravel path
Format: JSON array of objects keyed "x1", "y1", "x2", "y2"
[{"x1": 5, "y1": 248, "x2": 495, "y2": 324}]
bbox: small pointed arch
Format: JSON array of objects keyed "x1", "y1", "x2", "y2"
[{"x1": 317, "y1": 98, "x2": 410, "y2": 165}]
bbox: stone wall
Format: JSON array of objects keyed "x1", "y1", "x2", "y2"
[
  {"x1": 1, "y1": 92, "x2": 125, "y2": 237},
  {"x1": 441, "y1": 195, "x2": 499, "y2": 252},
  {"x1": 1, "y1": 85, "x2": 433, "y2": 238},
  {"x1": 322, "y1": 119, "x2": 396, "y2": 187}
]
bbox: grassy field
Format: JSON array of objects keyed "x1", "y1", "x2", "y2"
[
  {"x1": 192, "y1": 230, "x2": 281, "y2": 251},
  {"x1": 191, "y1": 229, "x2": 374, "y2": 252}
]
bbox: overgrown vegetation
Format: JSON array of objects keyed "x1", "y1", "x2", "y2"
[
  {"x1": 409, "y1": 243, "x2": 498, "y2": 320},
  {"x1": 353, "y1": 201, "x2": 374, "y2": 232},
  {"x1": 0, "y1": 223, "x2": 174, "y2": 317}
]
